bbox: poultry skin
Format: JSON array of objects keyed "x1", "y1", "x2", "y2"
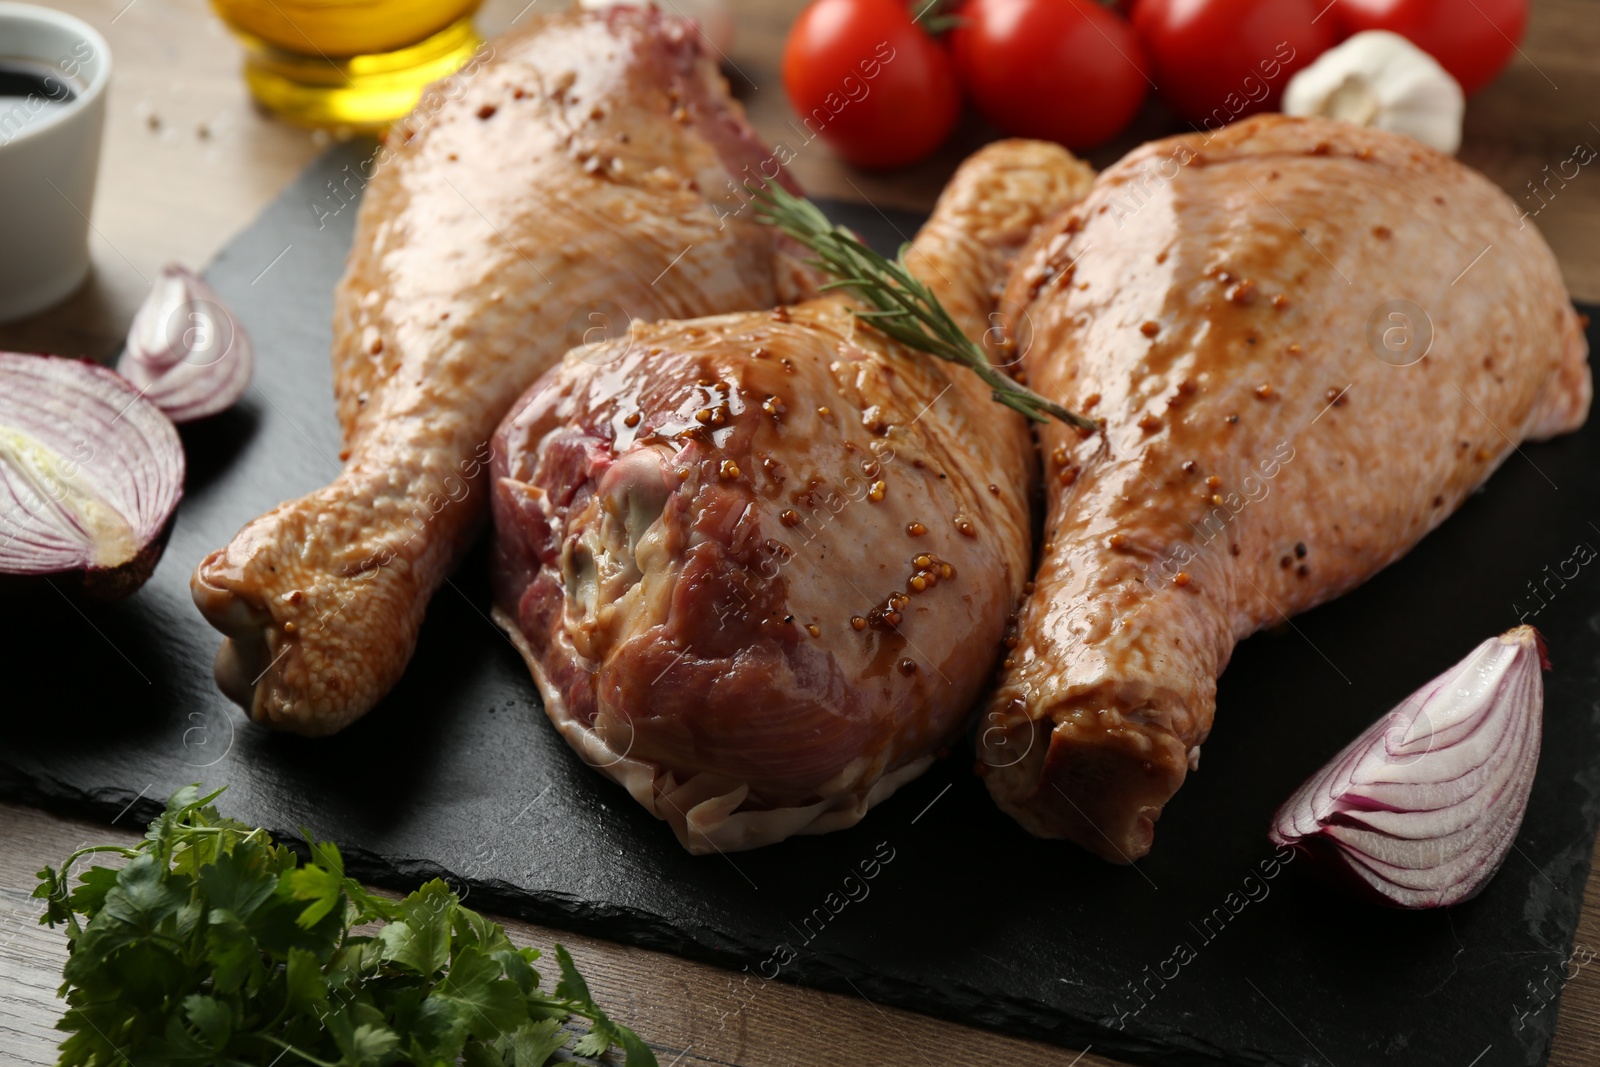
[
  {"x1": 978, "y1": 115, "x2": 1590, "y2": 862},
  {"x1": 191, "y1": 8, "x2": 806, "y2": 735},
  {"x1": 491, "y1": 141, "x2": 1096, "y2": 852}
]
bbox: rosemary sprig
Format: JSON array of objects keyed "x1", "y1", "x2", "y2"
[{"x1": 753, "y1": 184, "x2": 1098, "y2": 431}]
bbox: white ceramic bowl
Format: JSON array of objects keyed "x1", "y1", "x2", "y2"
[{"x1": 0, "y1": 2, "x2": 111, "y2": 323}]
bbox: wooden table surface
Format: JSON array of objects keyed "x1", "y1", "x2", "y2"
[{"x1": 2, "y1": 0, "x2": 1599, "y2": 1064}]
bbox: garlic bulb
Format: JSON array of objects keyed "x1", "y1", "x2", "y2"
[
  {"x1": 118, "y1": 265, "x2": 253, "y2": 424},
  {"x1": 1283, "y1": 30, "x2": 1464, "y2": 155},
  {"x1": 580, "y1": 0, "x2": 734, "y2": 56}
]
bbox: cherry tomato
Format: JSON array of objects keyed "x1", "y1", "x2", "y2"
[
  {"x1": 1332, "y1": 0, "x2": 1528, "y2": 95},
  {"x1": 949, "y1": 0, "x2": 1149, "y2": 150},
  {"x1": 1133, "y1": 0, "x2": 1335, "y2": 126},
  {"x1": 782, "y1": 0, "x2": 962, "y2": 170}
]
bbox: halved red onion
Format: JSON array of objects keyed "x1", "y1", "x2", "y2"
[
  {"x1": 0, "y1": 353, "x2": 185, "y2": 599},
  {"x1": 116, "y1": 264, "x2": 252, "y2": 423},
  {"x1": 1269, "y1": 626, "x2": 1547, "y2": 909}
]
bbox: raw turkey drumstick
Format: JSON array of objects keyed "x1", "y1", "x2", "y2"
[
  {"x1": 192, "y1": 9, "x2": 808, "y2": 735},
  {"x1": 978, "y1": 114, "x2": 1590, "y2": 862},
  {"x1": 490, "y1": 141, "x2": 1096, "y2": 852}
]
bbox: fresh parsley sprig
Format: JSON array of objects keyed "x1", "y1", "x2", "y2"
[
  {"x1": 33, "y1": 785, "x2": 656, "y2": 1067},
  {"x1": 753, "y1": 183, "x2": 1099, "y2": 432}
]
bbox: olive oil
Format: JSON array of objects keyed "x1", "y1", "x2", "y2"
[{"x1": 209, "y1": 0, "x2": 483, "y2": 129}]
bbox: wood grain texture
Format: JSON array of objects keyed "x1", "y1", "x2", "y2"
[{"x1": 1, "y1": 0, "x2": 1599, "y2": 1063}]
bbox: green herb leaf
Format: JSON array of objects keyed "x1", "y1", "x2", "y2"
[
  {"x1": 572, "y1": 1021, "x2": 617, "y2": 1059},
  {"x1": 197, "y1": 839, "x2": 277, "y2": 920},
  {"x1": 339, "y1": 1021, "x2": 400, "y2": 1064},
  {"x1": 492, "y1": 946, "x2": 540, "y2": 995},
  {"x1": 285, "y1": 946, "x2": 329, "y2": 1011},
  {"x1": 203, "y1": 909, "x2": 259, "y2": 994},
  {"x1": 552, "y1": 943, "x2": 591, "y2": 1003},
  {"x1": 102, "y1": 852, "x2": 189, "y2": 933},
  {"x1": 464, "y1": 1039, "x2": 507, "y2": 1067},
  {"x1": 66, "y1": 865, "x2": 120, "y2": 923},
  {"x1": 499, "y1": 1017, "x2": 568, "y2": 1067},
  {"x1": 554, "y1": 944, "x2": 656, "y2": 1066},
  {"x1": 36, "y1": 785, "x2": 654, "y2": 1067},
  {"x1": 378, "y1": 879, "x2": 454, "y2": 976},
  {"x1": 615, "y1": 1022, "x2": 658, "y2": 1067},
  {"x1": 455, "y1": 903, "x2": 509, "y2": 953},
  {"x1": 438, "y1": 945, "x2": 528, "y2": 1041},
  {"x1": 182, "y1": 993, "x2": 232, "y2": 1050},
  {"x1": 285, "y1": 854, "x2": 345, "y2": 930}
]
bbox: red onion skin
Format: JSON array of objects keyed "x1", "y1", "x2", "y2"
[
  {"x1": 82, "y1": 513, "x2": 179, "y2": 598},
  {"x1": 0, "y1": 353, "x2": 185, "y2": 601},
  {"x1": 1268, "y1": 627, "x2": 1546, "y2": 909},
  {"x1": 1280, "y1": 825, "x2": 1518, "y2": 909},
  {"x1": 1277, "y1": 837, "x2": 1408, "y2": 908},
  {"x1": 0, "y1": 512, "x2": 179, "y2": 601}
]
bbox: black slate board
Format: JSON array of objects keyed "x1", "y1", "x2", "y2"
[{"x1": 5, "y1": 140, "x2": 1600, "y2": 1067}]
